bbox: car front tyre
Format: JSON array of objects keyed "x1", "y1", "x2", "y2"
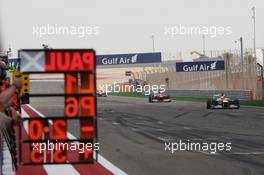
[{"x1": 149, "y1": 96, "x2": 153, "y2": 103}]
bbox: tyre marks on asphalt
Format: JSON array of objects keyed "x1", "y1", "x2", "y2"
[
  {"x1": 100, "y1": 109, "x2": 264, "y2": 158},
  {"x1": 99, "y1": 109, "x2": 228, "y2": 148},
  {"x1": 98, "y1": 97, "x2": 264, "y2": 174},
  {"x1": 174, "y1": 111, "x2": 191, "y2": 118},
  {"x1": 201, "y1": 112, "x2": 213, "y2": 117}
]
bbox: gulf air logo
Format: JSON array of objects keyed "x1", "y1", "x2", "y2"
[
  {"x1": 131, "y1": 54, "x2": 138, "y2": 63},
  {"x1": 210, "y1": 61, "x2": 217, "y2": 70},
  {"x1": 101, "y1": 54, "x2": 139, "y2": 65}
]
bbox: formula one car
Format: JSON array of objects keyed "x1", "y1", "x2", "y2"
[
  {"x1": 206, "y1": 94, "x2": 240, "y2": 109},
  {"x1": 96, "y1": 90, "x2": 107, "y2": 97},
  {"x1": 149, "y1": 91, "x2": 171, "y2": 103}
]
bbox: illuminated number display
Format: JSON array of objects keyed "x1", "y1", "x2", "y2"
[
  {"x1": 45, "y1": 51, "x2": 95, "y2": 72},
  {"x1": 19, "y1": 49, "x2": 96, "y2": 165}
]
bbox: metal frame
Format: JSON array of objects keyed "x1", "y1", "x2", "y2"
[{"x1": 18, "y1": 49, "x2": 98, "y2": 165}]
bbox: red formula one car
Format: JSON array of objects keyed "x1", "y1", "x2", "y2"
[{"x1": 148, "y1": 91, "x2": 171, "y2": 103}]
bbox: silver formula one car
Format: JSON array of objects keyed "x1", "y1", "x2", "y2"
[
  {"x1": 206, "y1": 94, "x2": 240, "y2": 109},
  {"x1": 96, "y1": 90, "x2": 107, "y2": 97}
]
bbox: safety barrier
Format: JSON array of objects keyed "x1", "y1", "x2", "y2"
[{"x1": 166, "y1": 90, "x2": 253, "y2": 100}]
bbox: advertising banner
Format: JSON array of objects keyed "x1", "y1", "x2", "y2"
[
  {"x1": 176, "y1": 60, "x2": 225, "y2": 72},
  {"x1": 96, "y1": 52, "x2": 161, "y2": 66}
]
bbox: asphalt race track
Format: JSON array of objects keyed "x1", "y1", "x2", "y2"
[{"x1": 30, "y1": 81, "x2": 264, "y2": 175}]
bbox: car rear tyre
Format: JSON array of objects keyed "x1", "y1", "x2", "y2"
[
  {"x1": 149, "y1": 96, "x2": 153, "y2": 103},
  {"x1": 233, "y1": 99, "x2": 240, "y2": 109},
  {"x1": 235, "y1": 100, "x2": 240, "y2": 109}
]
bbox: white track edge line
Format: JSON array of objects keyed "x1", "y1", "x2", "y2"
[
  {"x1": 21, "y1": 108, "x2": 80, "y2": 175},
  {"x1": 25, "y1": 104, "x2": 128, "y2": 175}
]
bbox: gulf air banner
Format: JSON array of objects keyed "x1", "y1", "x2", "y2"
[
  {"x1": 176, "y1": 60, "x2": 225, "y2": 72},
  {"x1": 96, "y1": 52, "x2": 161, "y2": 66}
]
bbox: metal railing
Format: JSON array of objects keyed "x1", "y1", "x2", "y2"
[{"x1": 0, "y1": 109, "x2": 18, "y2": 174}]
